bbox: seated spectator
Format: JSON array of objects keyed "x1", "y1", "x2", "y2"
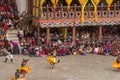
[
  {"x1": 112, "y1": 49, "x2": 119, "y2": 56},
  {"x1": 66, "y1": 47, "x2": 72, "y2": 55},
  {"x1": 93, "y1": 46, "x2": 99, "y2": 55},
  {"x1": 98, "y1": 45, "x2": 104, "y2": 55},
  {"x1": 78, "y1": 44, "x2": 85, "y2": 54},
  {"x1": 103, "y1": 47, "x2": 112, "y2": 56},
  {"x1": 86, "y1": 45, "x2": 92, "y2": 53},
  {"x1": 43, "y1": 46, "x2": 49, "y2": 56},
  {"x1": 81, "y1": 47, "x2": 87, "y2": 56},
  {"x1": 3, "y1": 3, "x2": 8, "y2": 12},
  {"x1": 58, "y1": 46, "x2": 66, "y2": 56},
  {"x1": 72, "y1": 46, "x2": 77, "y2": 55},
  {"x1": 28, "y1": 46, "x2": 35, "y2": 56},
  {"x1": 35, "y1": 49, "x2": 39, "y2": 57}
]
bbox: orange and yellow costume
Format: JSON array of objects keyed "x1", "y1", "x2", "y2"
[
  {"x1": 48, "y1": 55, "x2": 60, "y2": 68},
  {"x1": 18, "y1": 66, "x2": 30, "y2": 74},
  {"x1": 112, "y1": 60, "x2": 120, "y2": 69},
  {"x1": 12, "y1": 59, "x2": 30, "y2": 80},
  {"x1": 12, "y1": 77, "x2": 26, "y2": 80}
]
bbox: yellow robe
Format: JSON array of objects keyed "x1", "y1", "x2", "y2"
[
  {"x1": 12, "y1": 77, "x2": 26, "y2": 80},
  {"x1": 112, "y1": 60, "x2": 120, "y2": 69},
  {"x1": 48, "y1": 56, "x2": 59, "y2": 64},
  {"x1": 18, "y1": 66, "x2": 30, "y2": 73}
]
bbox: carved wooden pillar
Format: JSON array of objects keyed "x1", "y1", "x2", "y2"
[
  {"x1": 72, "y1": 27, "x2": 76, "y2": 43},
  {"x1": 47, "y1": 28, "x2": 50, "y2": 45},
  {"x1": 37, "y1": 26, "x2": 40, "y2": 44},
  {"x1": 28, "y1": 0, "x2": 33, "y2": 14},
  {"x1": 99, "y1": 26, "x2": 102, "y2": 43}
]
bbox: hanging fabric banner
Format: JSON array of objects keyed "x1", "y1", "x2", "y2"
[
  {"x1": 40, "y1": 0, "x2": 45, "y2": 11},
  {"x1": 65, "y1": 0, "x2": 72, "y2": 10},
  {"x1": 50, "y1": 0, "x2": 59, "y2": 8},
  {"x1": 106, "y1": 0, "x2": 113, "y2": 10},
  {"x1": 91, "y1": 0, "x2": 100, "y2": 21},
  {"x1": 78, "y1": 0, "x2": 88, "y2": 23}
]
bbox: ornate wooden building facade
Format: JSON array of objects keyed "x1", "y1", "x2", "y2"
[{"x1": 32, "y1": 0, "x2": 120, "y2": 44}]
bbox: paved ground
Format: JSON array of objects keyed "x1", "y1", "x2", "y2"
[{"x1": 0, "y1": 54, "x2": 120, "y2": 80}]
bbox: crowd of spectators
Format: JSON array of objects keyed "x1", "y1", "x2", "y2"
[
  {"x1": 0, "y1": 0, "x2": 19, "y2": 56},
  {"x1": 0, "y1": 0, "x2": 18, "y2": 40},
  {"x1": 15, "y1": 28, "x2": 120, "y2": 58},
  {"x1": 0, "y1": 0, "x2": 120, "y2": 58},
  {"x1": 0, "y1": 30, "x2": 120, "y2": 57},
  {"x1": 1, "y1": 24, "x2": 120, "y2": 57}
]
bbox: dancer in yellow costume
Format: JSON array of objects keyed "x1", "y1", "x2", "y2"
[
  {"x1": 112, "y1": 55, "x2": 120, "y2": 70},
  {"x1": 12, "y1": 59, "x2": 30, "y2": 80},
  {"x1": 48, "y1": 49, "x2": 60, "y2": 68},
  {"x1": 48, "y1": 55, "x2": 60, "y2": 68}
]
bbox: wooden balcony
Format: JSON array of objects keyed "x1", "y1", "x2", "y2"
[{"x1": 32, "y1": 3, "x2": 120, "y2": 28}]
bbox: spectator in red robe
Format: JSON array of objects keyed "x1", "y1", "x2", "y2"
[
  {"x1": 4, "y1": 24, "x2": 8, "y2": 31},
  {"x1": 43, "y1": 46, "x2": 49, "y2": 55},
  {"x1": 3, "y1": 4, "x2": 8, "y2": 12},
  {"x1": 59, "y1": 47, "x2": 66, "y2": 56},
  {"x1": 1, "y1": 7, "x2": 5, "y2": 12}
]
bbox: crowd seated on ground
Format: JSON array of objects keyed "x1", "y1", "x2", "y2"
[
  {"x1": 0, "y1": 25, "x2": 120, "y2": 57},
  {"x1": 0, "y1": 1, "x2": 120, "y2": 58},
  {"x1": 13, "y1": 29, "x2": 120, "y2": 58},
  {"x1": 0, "y1": 27, "x2": 120, "y2": 57}
]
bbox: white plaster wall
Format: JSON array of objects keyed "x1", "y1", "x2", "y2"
[{"x1": 15, "y1": 0, "x2": 28, "y2": 15}]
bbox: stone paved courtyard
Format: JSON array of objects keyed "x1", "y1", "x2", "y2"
[{"x1": 0, "y1": 54, "x2": 120, "y2": 80}]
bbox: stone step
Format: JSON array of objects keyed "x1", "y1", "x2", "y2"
[
  {"x1": 8, "y1": 37, "x2": 18, "y2": 39},
  {"x1": 7, "y1": 29, "x2": 23, "y2": 32},
  {"x1": 6, "y1": 35, "x2": 17, "y2": 38},
  {"x1": 7, "y1": 38, "x2": 18, "y2": 41},
  {"x1": 7, "y1": 32, "x2": 17, "y2": 34},
  {"x1": 7, "y1": 35, "x2": 17, "y2": 37},
  {"x1": 7, "y1": 32, "x2": 18, "y2": 34},
  {"x1": 6, "y1": 29, "x2": 23, "y2": 43},
  {"x1": 7, "y1": 30, "x2": 17, "y2": 34}
]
